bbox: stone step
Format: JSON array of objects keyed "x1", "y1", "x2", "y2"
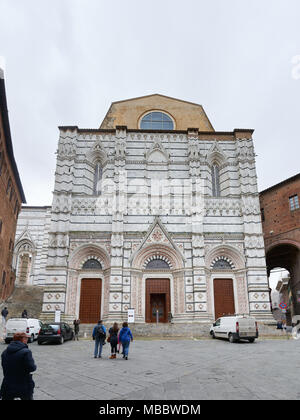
[{"x1": 75, "y1": 321, "x2": 285, "y2": 338}]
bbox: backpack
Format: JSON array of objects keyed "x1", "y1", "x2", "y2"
[{"x1": 95, "y1": 325, "x2": 106, "y2": 339}]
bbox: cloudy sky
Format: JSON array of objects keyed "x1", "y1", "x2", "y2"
[{"x1": 0, "y1": 0, "x2": 299, "y2": 206}]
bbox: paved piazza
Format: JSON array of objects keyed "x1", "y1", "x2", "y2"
[{"x1": 0, "y1": 337, "x2": 299, "y2": 400}]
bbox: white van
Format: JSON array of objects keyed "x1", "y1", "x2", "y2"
[
  {"x1": 5, "y1": 318, "x2": 43, "y2": 344},
  {"x1": 210, "y1": 315, "x2": 258, "y2": 343}
]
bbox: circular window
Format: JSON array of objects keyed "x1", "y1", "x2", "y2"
[{"x1": 140, "y1": 111, "x2": 174, "y2": 130}]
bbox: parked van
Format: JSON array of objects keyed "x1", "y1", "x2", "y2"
[
  {"x1": 5, "y1": 318, "x2": 43, "y2": 344},
  {"x1": 210, "y1": 315, "x2": 258, "y2": 343}
]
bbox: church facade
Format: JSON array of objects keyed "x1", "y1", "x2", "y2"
[{"x1": 14, "y1": 94, "x2": 273, "y2": 324}]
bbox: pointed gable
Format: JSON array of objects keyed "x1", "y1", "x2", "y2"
[
  {"x1": 130, "y1": 217, "x2": 184, "y2": 262},
  {"x1": 15, "y1": 226, "x2": 35, "y2": 246}
]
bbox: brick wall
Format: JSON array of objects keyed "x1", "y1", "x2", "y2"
[
  {"x1": 259, "y1": 174, "x2": 300, "y2": 320},
  {"x1": 259, "y1": 175, "x2": 300, "y2": 250},
  {"x1": 0, "y1": 98, "x2": 22, "y2": 301}
]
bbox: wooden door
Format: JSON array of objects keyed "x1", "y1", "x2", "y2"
[
  {"x1": 79, "y1": 278, "x2": 102, "y2": 323},
  {"x1": 146, "y1": 279, "x2": 170, "y2": 323},
  {"x1": 213, "y1": 278, "x2": 235, "y2": 320}
]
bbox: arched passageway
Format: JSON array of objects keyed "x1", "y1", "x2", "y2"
[{"x1": 266, "y1": 243, "x2": 300, "y2": 324}]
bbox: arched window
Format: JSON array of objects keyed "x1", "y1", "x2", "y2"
[
  {"x1": 140, "y1": 112, "x2": 174, "y2": 130},
  {"x1": 211, "y1": 257, "x2": 233, "y2": 270},
  {"x1": 82, "y1": 258, "x2": 102, "y2": 270},
  {"x1": 15, "y1": 241, "x2": 34, "y2": 285},
  {"x1": 211, "y1": 164, "x2": 220, "y2": 197},
  {"x1": 145, "y1": 259, "x2": 170, "y2": 269},
  {"x1": 93, "y1": 162, "x2": 102, "y2": 195}
]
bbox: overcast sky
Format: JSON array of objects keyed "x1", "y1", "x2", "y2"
[{"x1": 0, "y1": 0, "x2": 299, "y2": 205}]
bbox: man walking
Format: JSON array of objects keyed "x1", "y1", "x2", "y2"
[
  {"x1": 1, "y1": 307, "x2": 8, "y2": 326},
  {"x1": 73, "y1": 319, "x2": 80, "y2": 341},
  {"x1": 0, "y1": 332, "x2": 36, "y2": 400},
  {"x1": 92, "y1": 320, "x2": 106, "y2": 358}
]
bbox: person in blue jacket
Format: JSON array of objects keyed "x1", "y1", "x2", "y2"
[
  {"x1": 119, "y1": 322, "x2": 133, "y2": 360},
  {"x1": 0, "y1": 332, "x2": 36, "y2": 400},
  {"x1": 92, "y1": 320, "x2": 106, "y2": 358}
]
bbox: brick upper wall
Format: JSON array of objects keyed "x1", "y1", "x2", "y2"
[{"x1": 259, "y1": 175, "x2": 300, "y2": 250}]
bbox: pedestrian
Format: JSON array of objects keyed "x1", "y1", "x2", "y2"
[
  {"x1": 119, "y1": 322, "x2": 133, "y2": 360},
  {"x1": 21, "y1": 309, "x2": 28, "y2": 319},
  {"x1": 0, "y1": 332, "x2": 36, "y2": 400},
  {"x1": 117, "y1": 333, "x2": 122, "y2": 354},
  {"x1": 108, "y1": 322, "x2": 119, "y2": 359},
  {"x1": 92, "y1": 320, "x2": 106, "y2": 358},
  {"x1": 1, "y1": 307, "x2": 8, "y2": 326},
  {"x1": 73, "y1": 319, "x2": 80, "y2": 341}
]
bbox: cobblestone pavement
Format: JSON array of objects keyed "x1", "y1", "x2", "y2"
[{"x1": 0, "y1": 337, "x2": 299, "y2": 400}]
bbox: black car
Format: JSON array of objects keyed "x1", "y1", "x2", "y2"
[{"x1": 37, "y1": 322, "x2": 74, "y2": 345}]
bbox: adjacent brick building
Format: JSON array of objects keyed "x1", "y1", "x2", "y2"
[
  {"x1": 0, "y1": 68, "x2": 26, "y2": 301},
  {"x1": 259, "y1": 173, "x2": 300, "y2": 323}
]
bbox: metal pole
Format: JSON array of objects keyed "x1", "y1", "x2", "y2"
[{"x1": 156, "y1": 309, "x2": 159, "y2": 324}]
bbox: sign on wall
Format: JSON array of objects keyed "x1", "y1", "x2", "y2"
[
  {"x1": 55, "y1": 310, "x2": 61, "y2": 323},
  {"x1": 127, "y1": 308, "x2": 135, "y2": 323}
]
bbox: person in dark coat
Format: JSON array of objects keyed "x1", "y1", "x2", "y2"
[
  {"x1": 92, "y1": 320, "x2": 106, "y2": 358},
  {"x1": 73, "y1": 319, "x2": 80, "y2": 341},
  {"x1": 1, "y1": 307, "x2": 8, "y2": 326},
  {"x1": 21, "y1": 309, "x2": 28, "y2": 319},
  {"x1": 0, "y1": 332, "x2": 36, "y2": 400},
  {"x1": 108, "y1": 322, "x2": 119, "y2": 359}
]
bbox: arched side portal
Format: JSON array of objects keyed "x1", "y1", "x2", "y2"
[
  {"x1": 266, "y1": 242, "x2": 300, "y2": 322},
  {"x1": 66, "y1": 244, "x2": 111, "y2": 321},
  {"x1": 205, "y1": 245, "x2": 248, "y2": 320}
]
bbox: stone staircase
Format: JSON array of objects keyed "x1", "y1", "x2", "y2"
[
  {"x1": 77, "y1": 320, "x2": 284, "y2": 339},
  {"x1": 0, "y1": 285, "x2": 44, "y2": 320}
]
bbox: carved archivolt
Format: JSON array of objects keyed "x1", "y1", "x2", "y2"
[
  {"x1": 143, "y1": 254, "x2": 172, "y2": 269},
  {"x1": 210, "y1": 256, "x2": 235, "y2": 270},
  {"x1": 68, "y1": 243, "x2": 110, "y2": 270},
  {"x1": 205, "y1": 244, "x2": 245, "y2": 271},
  {"x1": 80, "y1": 255, "x2": 103, "y2": 270},
  {"x1": 206, "y1": 141, "x2": 228, "y2": 166},
  {"x1": 132, "y1": 244, "x2": 184, "y2": 270},
  {"x1": 85, "y1": 138, "x2": 108, "y2": 166}
]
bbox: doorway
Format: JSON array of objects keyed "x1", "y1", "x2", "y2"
[
  {"x1": 145, "y1": 278, "x2": 170, "y2": 323},
  {"x1": 79, "y1": 278, "x2": 102, "y2": 323},
  {"x1": 213, "y1": 278, "x2": 235, "y2": 320}
]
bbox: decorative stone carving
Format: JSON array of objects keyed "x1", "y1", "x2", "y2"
[
  {"x1": 188, "y1": 141, "x2": 200, "y2": 160},
  {"x1": 241, "y1": 196, "x2": 261, "y2": 216},
  {"x1": 115, "y1": 140, "x2": 126, "y2": 159},
  {"x1": 205, "y1": 198, "x2": 242, "y2": 217}
]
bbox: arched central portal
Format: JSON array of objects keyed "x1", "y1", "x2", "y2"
[
  {"x1": 145, "y1": 278, "x2": 171, "y2": 323},
  {"x1": 79, "y1": 278, "x2": 102, "y2": 323}
]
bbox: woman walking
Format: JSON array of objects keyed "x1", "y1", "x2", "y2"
[
  {"x1": 118, "y1": 322, "x2": 133, "y2": 360},
  {"x1": 108, "y1": 323, "x2": 119, "y2": 359}
]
